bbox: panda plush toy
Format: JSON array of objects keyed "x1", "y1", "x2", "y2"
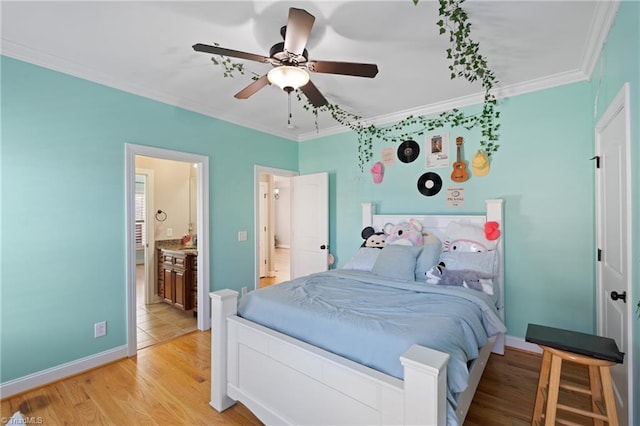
[{"x1": 360, "y1": 226, "x2": 386, "y2": 249}]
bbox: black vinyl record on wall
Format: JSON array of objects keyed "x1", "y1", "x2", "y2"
[
  {"x1": 397, "y1": 140, "x2": 420, "y2": 163},
  {"x1": 417, "y1": 172, "x2": 442, "y2": 196}
]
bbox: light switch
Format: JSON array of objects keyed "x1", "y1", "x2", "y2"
[
  {"x1": 167, "y1": 228, "x2": 173, "y2": 237},
  {"x1": 238, "y1": 231, "x2": 247, "y2": 241}
]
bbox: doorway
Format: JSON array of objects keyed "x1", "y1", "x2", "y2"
[
  {"x1": 254, "y1": 166, "x2": 297, "y2": 290},
  {"x1": 595, "y1": 83, "x2": 632, "y2": 425},
  {"x1": 125, "y1": 144, "x2": 210, "y2": 357},
  {"x1": 134, "y1": 158, "x2": 198, "y2": 350}
]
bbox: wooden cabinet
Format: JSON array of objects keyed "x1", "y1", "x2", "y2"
[
  {"x1": 191, "y1": 255, "x2": 198, "y2": 314},
  {"x1": 157, "y1": 249, "x2": 196, "y2": 311}
]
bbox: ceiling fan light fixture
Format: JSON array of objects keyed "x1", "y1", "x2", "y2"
[{"x1": 267, "y1": 66, "x2": 309, "y2": 91}]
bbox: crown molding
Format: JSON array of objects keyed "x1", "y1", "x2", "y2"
[
  {"x1": 2, "y1": 0, "x2": 617, "y2": 145},
  {"x1": 0, "y1": 41, "x2": 300, "y2": 142},
  {"x1": 298, "y1": 67, "x2": 590, "y2": 142},
  {"x1": 580, "y1": 0, "x2": 620, "y2": 80}
]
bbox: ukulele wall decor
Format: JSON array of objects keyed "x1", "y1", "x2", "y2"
[{"x1": 451, "y1": 136, "x2": 469, "y2": 183}]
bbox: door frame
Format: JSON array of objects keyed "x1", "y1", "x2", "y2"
[
  {"x1": 254, "y1": 165, "x2": 298, "y2": 290},
  {"x1": 125, "y1": 143, "x2": 211, "y2": 357},
  {"x1": 594, "y1": 82, "x2": 633, "y2": 424},
  {"x1": 259, "y1": 181, "x2": 268, "y2": 278}
]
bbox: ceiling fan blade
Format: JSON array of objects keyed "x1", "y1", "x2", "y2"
[
  {"x1": 300, "y1": 80, "x2": 328, "y2": 108},
  {"x1": 193, "y1": 43, "x2": 269, "y2": 63},
  {"x1": 307, "y1": 60, "x2": 379, "y2": 78},
  {"x1": 234, "y1": 75, "x2": 270, "y2": 99},
  {"x1": 283, "y1": 8, "x2": 315, "y2": 56}
]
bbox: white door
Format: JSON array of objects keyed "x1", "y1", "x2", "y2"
[
  {"x1": 290, "y1": 172, "x2": 329, "y2": 279},
  {"x1": 259, "y1": 182, "x2": 268, "y2": 277},
  {"x1": 595, "y1": 83, "x2": 631, "y2": 426}
]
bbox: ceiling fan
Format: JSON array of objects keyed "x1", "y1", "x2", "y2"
[{"x1": 193, "y1": 7, "x2": 379, "y2": 108}]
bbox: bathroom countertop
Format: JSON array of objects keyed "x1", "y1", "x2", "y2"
[{"x1": 156, "y1": 240, "x2": 197, "y2": 255}]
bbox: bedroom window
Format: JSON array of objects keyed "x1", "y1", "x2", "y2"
[{"x1": 135, "y1": 178, "x2": 146, "y2": 249}]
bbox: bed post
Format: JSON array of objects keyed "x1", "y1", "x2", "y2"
[
  {"x1": 401, "y1": 345, "x2": 449, "y2": 425},
  {"x1": 485, "y1": 198, "x2": 505, "y2": 355},
  {"x1": 210, "y1": 290, "x2": 238, "y2": 412},
  {"x1": 361, "y1": 202, "x2": 374, "y2": 228}
]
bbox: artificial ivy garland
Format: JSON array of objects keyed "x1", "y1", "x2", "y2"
[{"x1": 209, "y1": 0, "x2": 500, "y2": 171}]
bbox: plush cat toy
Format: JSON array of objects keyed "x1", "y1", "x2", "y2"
[
  {"x1": 384, "y1": 219, "x2": 424, "y2": 246},
  {"x1": 360, "y1": 226, "x2": 386, "y2": 249},
  {"x1": 426, "y1": 262, "x2": 496, "y2": 294},
  {"x1": 443, "y1": 220, "x2": 500, "y2": 252}
]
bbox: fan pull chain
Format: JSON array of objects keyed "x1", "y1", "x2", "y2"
[{"x1": 287, "y1": 90, "x2": 293, "y2": 128}]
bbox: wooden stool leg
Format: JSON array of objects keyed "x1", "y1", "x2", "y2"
[
  {"x1": 544, "y1": 354, "x2": 562, "y2": 426},
  {"x1": 599, "y1": 366, "x2": 619, "y2": 426},
  {"x1": 532, "y1": 350, "x2": 552, "y2": 425},
  {"x1": 589, "y1": 365, "x2": 604, "y2": 426}
]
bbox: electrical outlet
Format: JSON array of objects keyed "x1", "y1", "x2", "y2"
[
  {"x1": 238, "y1": 231, "x2": 247, "y2": 241},
  {"x1": 241, "y1": 286, "x2": 248, "y2": 296},
  {"x1": 94, "y1": 321, "x2": 107, "y2": 338},
  {"x1": 167, "y1": 228, "x2": 173, "y2": 237}
]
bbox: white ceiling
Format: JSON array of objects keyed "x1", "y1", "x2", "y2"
[{"x1": 1, "y1": 1, "x2": 617, "y2": 141}]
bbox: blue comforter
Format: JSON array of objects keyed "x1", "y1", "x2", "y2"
[{"x1": 238, "y1": 269, "x2": 506, "y2": 424}]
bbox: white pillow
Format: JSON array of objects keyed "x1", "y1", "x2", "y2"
[{"x1": 343, "y1": 247, "x2": 382, "y2": 271}]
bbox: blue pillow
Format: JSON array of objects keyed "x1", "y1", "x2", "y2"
[
  {"x1": 415, "y1": 241, "x2": 443, "y2": 281},
  {"x1": 372, "y1": 245, "x2": 422, "y2": 281},
  {"x1": 343, "y1": 248, "x2": 381, "y2": 271}
]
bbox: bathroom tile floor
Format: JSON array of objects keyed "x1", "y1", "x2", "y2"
[{"x1": 136, "y1": 265, "x2": 197, "y2": 350}]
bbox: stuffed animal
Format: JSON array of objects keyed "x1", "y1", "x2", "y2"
[
  {"x1": 426, "y1": 262, "x2": 496, "y2": 293},
  {"x1": 360, "y1": 226, "x2": 386, "y2": 249},
  {"x1": 443, "y1": 221, "x2": 500, "y2": 253},
  {"x1": 384, "y1": 220, "x2": 424, "y2": 246}
]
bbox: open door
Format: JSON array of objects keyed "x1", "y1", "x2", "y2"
[{"x1": 290, "y1": 172, "x2": 329, "y2": 279}]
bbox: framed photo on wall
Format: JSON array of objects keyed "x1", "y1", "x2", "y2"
[{"x1": 426, "y1": 133, "x2": 450, "y2": 168}]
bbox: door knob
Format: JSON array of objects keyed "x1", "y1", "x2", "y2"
[
  {"x1": 320, "y1": 244, "x2": 327, "y2": 250},
  {"x1": 610, "y1": 291, "x2": 626, "y2": 303}
]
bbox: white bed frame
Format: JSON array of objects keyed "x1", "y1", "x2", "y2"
[{"x1": 210, "y1": 199, "x2": 504, "y2": 425}]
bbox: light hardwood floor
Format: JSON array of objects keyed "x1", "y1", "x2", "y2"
[{"x1": 1, "y1": 331, "x2": 596, "y2": 425}]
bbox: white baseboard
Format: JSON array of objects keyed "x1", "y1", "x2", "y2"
[
  {"x1": 0, "y1": 336, "x2": 539, "y2": 399},
  {"x1": 505, "y1": 335, "x2": 543, "y2": 354},
  {"x1": 0, "y1": 345, "x2": 128, "y2": 398}
]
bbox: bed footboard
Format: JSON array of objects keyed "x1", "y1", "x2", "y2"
[{"x1": 210, "y1": 290, "x2": 450, "y2": 425}]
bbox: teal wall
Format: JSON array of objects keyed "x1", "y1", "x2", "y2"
[
  {"x1": 589, "y1": 0, "x2": 639, "y2": 420},
  {"x1": 0, "y1": 56, "x2": 298, "y2": 382},
  {"x1": 300, "y1": 82, "x2": 595, "y2": 341}
]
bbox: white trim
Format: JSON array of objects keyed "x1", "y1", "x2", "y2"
[
  {"x1": 253, "y1": 165, "x2": 298, "y2": 291},
  {"x1": 581, "y1": 0, "x2": 620, "y2": 79},
  {"x1": 0, "y1": 345, "x2": 127, "y2": 399},
  {"x1": 506, "y1": 335, "x2": 543, "y2": 354},
  {"x1": 0, "y1": 41, "x2": 299, "y2": 142},
  {"x1": 125, "y1": 143, "x2": 211, "y2": 359}
]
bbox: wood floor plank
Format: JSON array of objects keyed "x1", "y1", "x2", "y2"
[{"x1": 1, "y1": 331, "x2": 596, "y2": 425}]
